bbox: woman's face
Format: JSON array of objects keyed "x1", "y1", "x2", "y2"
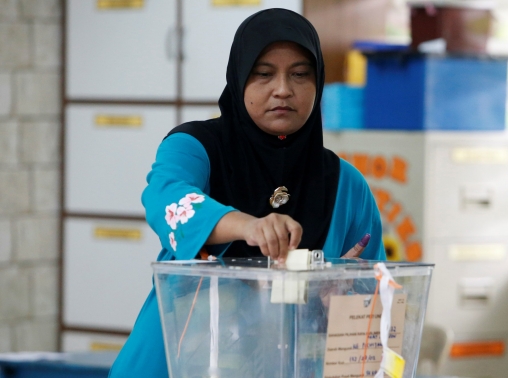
[{"x1": 244, "y1": 41, "x2": 316, "y2": 136}]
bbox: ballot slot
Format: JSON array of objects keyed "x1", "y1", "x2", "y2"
[
  {"x1": 65, "y1": 104, "x2": 176, "y2": 215},
  {"x1": 181, "y1": 0, "x2": 302, "y2": 101},
  {"x1": 63, "y1": 218, "x2": 161, "y2": 330},
  {"x1": 270, "y1": 249, "x2": 324, "y2": 304},
  {"x1": 66, "y1": 0, "x2": 177, "y2": 99}
]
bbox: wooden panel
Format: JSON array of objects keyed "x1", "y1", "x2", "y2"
[{"x1": 304, "y1": 0, "x2": 389, "y2": 82}]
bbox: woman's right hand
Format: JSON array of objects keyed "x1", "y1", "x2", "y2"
[
  {"x1": 243, "y1": 213, "x2": 302, "y2": 262},
  {"x1": 206, "y1": 211, "x2": 302, "y2": 262}
]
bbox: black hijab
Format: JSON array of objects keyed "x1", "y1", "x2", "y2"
[{"x1": 167, "y1": 8, "x2": 340, "y2": 257}]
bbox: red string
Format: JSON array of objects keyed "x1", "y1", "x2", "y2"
[
  {"x1": 177, "y1": 276, "x2": 204, "y2": 358},
  {"x1": 361, "y1": 279, "x2": 380, "y2": 377}
]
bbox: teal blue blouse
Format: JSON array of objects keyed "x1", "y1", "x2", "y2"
[{"x1": 109, "y1": 133, "x2": 385, "y2": 377}]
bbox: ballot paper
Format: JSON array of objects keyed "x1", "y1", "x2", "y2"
[
  {"x1": 271, "y1": 249, "x2": 311, "y2": 304},
  {"x1": 323, "y1": 293, "x2": 407, "y2": 378}
]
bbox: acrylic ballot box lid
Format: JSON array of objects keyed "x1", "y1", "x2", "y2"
[{"x1": 153, "y1": 257, "x2": 434, "y2": 378}]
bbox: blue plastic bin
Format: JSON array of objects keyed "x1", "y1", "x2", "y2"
[
  {"x1": 364, "y1": 53, "x2": 507, "y2": 131},
  {"x1": 321, "y1": 83, "x2": 364, "y2": 130}
]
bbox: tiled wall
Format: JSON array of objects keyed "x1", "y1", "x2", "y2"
[{"x1": 0, "y1": 0, "x2": 61, "y2": 352}]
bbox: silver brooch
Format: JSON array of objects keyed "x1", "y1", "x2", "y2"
[{"x1": 269, "y1": 186, "x2": 290, "y2": 209}]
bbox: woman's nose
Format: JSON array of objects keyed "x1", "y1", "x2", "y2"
[{"x1": 273, "y1": 75, "x2": 292, "y2": 98}]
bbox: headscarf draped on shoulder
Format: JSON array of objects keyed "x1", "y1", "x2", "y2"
[{"x1": 167, "y1": 8, "x2": 340, "y2": 257}]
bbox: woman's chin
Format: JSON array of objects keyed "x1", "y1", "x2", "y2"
[{"x1": 258, "y1": 122, "x2": 304, "y2": 136}]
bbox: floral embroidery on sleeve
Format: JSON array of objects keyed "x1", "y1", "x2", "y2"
[
  {"x1": 165, "y1": 193, "x2": 206, "y2": 252},
  {"x1": 169, "y1": 232, "x2": 177, "y2": 251},
  {"x1": 165, "y1": 203, "x2": 179, "y2": 230}
]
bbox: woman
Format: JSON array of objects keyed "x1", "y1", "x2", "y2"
[{"x1": 109, "y1": 8, "x2": 385, "y2": 377}]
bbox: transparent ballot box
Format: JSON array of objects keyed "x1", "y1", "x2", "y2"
[{"x1": 153, "y1": 254, "x2": 433, "y2": 378}]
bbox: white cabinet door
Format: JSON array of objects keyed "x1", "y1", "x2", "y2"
[
  {"x1": 65, "y1": 104, "x2": 176, "y2": 215},
  {"x1": 61, "y1": 331, "x2": 127, "y2": 353},
  {"x1": 63, "y1": 218, "x2": 162, "y2": 331},
  {"x1": 182, "y1": 0, "x2": 302, "y2": 101},
  {"x1": 66, "y1": 0, "x2": 177, "y2": 100},
  {"x1": 181, "y1": 105, "x2": 220, "y2": 123}
]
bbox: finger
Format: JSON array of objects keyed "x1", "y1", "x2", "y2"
[
  {"x1": 343, "y1": 245, "x2": 364, "y2": 258},
  {"x1": 262, "y1": 226, "x2": 281, "y2": 261},
  {"x1": 286, "y1": 219, "x2": 303, "y2": 251},
  {"x1": 273, "y1": 221, "x2": 290, "y2": 262},
  {"x1": 342, "y1": 234, "x2": 370, "y2": 259}
]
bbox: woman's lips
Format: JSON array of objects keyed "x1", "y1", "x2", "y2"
[{"x1": 270, "y1": 106, "x2": 294, "y2": 114}]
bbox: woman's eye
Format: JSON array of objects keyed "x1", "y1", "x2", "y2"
[
  {"x1": 255, "y1": 72, "x2": 272, "y2": 77},
  {"x1": 293, "y1": 71, "x2": 310, "y2": 78}
]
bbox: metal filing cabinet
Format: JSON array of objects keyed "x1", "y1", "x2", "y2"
[
  {"x1": 324, "y1": 130, "x2": 508, "y2": 378},
  {"x1": 424, "y1": 133, "x2": 508, "y2": 378}
]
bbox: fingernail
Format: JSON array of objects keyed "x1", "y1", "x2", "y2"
[{"x1": 358, "y1": 233, "x2": 371, "y2": 248}]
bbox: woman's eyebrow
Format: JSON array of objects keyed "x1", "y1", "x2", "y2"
[{"x1": 253, "y1": 61, "x2": 313, "y2": 68}]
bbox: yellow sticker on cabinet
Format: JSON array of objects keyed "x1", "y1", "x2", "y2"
[
  {"x1": 212, "y1": 0, "x2": 261, "y2": 6},
  {"x1": 449, "y1": 244, "x2": 506, "y2": 261},
  {"x1": 452, "y1": 147, "x2": 508, "y2": 164},
  {"x1": 97, "y1": 0, "x2": 144, "y2": 9},
  {"x1": 94, "y1": 227, "x2": 142, "y2": 240},
  {"x1": 95, "y1": 115, "x2": 143, "y2": 128}
]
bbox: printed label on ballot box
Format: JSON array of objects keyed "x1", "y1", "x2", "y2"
[{"x1": 323, "y1": 293, "x2": 407, "y2": 377}]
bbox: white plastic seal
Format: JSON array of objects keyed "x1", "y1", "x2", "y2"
[
  {"x1": 209, "y1": 276, "x2": 219, "y2": 377},
  {"x1": 374, "y1": 263, "x2": 405, "y2": 378}
]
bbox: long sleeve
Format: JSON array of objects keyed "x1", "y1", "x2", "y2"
[
  {"x1": 323, "y1": 159, "x2": 386, "y2": 260},
  {"x1": 110, "y1": 133, "x2": 236, "y2": 378},
  {"x1": 141, "y1": 133, "x2": 236, "y2": 261}
]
